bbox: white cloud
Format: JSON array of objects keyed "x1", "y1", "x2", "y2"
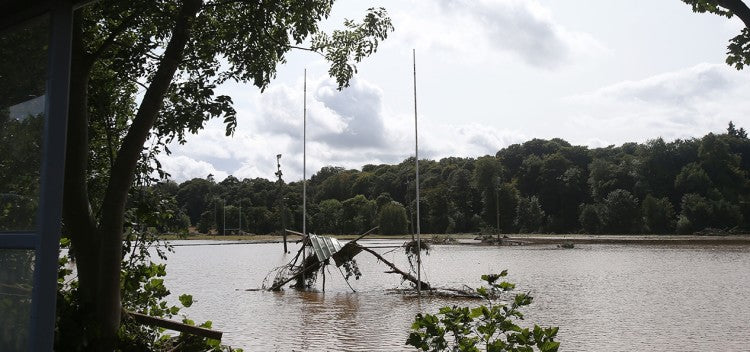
[
  {"x1": 160, "y1": 155, "x2": 228, "y2": 182},
  {"x1": 564, "y1": 63, "x2": 750, "y2": 143},
  {"x1": 157, "y1": 75, "x2": 529, "y2": 183},
  {"x1": 391, "y1": 0, "x2": 604, "y2": 68}
]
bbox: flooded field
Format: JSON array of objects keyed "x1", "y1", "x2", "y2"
[{"x1": 161, "y1": 239, "x2": 750, "y2": 351}]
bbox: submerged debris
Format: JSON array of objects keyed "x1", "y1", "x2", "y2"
[{"x1": 262, "y1": 230, "x2": 431, "y2": 292}]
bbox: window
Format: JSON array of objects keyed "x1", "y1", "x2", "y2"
[{"x1": 0, "y1": 2, "x2": 74, "y2": 350}]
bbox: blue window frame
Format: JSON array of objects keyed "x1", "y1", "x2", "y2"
[{"x1": 0, "y1": 1, "x2": 74, "y2": 350}]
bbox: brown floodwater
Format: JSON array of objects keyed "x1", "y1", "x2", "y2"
[{"x1": 161, "y1": 239, "x2": 750, "y2": 351}]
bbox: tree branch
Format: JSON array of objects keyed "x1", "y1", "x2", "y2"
[
  {"x1": 262, "y1": 27, "x2": 326, "y2": 58},
  {"x1": 89, "y1": 9, "x2": 144, "y2": 60},
  {"x1": 718, "y1": 0, "x2": 750, "y2": 28}
]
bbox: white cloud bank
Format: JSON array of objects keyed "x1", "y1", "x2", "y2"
[
  {"x1": 158, "y1": 76, "x2": 526, "y2": 183},
  {"x1": 564, "y1": 63, "x2": 750, "y2": 144},
  {"x1": 392, "y1": 0, "x2": 604, "y2": 68}
]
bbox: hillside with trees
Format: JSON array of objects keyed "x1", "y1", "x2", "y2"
[{"x1": 154, "y1": 122, "x2": 749, "y2": 236}]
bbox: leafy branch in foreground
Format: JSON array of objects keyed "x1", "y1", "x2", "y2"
[{"x1": 406, "y1": 271, "x2": 559, "y2": 352}]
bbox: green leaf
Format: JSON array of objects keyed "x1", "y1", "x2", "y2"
[{"x1": 179, "y1": 294, "x2": 193, "y2": 307}]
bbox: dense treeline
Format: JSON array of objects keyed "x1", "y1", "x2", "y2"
[{"x1": 151, "y1": 122, "x2": 750, "y2": 235}]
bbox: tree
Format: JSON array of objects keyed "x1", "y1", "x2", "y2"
[
  {"x1": 602, "y1": 189, "x2": 640, "y2": 234},
  {"x1": 61, "y1": 0, "x2": 393, "y2": 347},
  {"x1": 176, "y1": 177, "x2": 215, "y2": 225},
  {"x1": 497, "y1": 183, "x2": 520, "y2": 233},
  {"x1": 341, "y1": 194, "x2": 377, "y2": 234},
  {"x1": 679, "y1": 193, "x2": 714, "y2": 233},
  {"x1": 515, "y1": 196, "x2": 546, "y2": 233},
  {"x1": 314, "y1": 199, "x2": 343, "y2": 235},
  {"x1": 682, "y1": 0, "x2": 750, "y2": 69},
  {"x1": 474, "y1": 156, "x2": 504, "y2": 226},
  {"x1": 378, "y1": 201, "x2": 408, "y2": 235},
  {"x1": 579, "y1": 203, "x2": 603, "y2": 234},
  {"x1": 641, "y1": 195, "x2": 676, "y2": 234}
]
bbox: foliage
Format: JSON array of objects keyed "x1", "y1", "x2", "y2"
[
  {"x1": 379, "y1": 201, "x2": 409, "y2": 235},
  {"x1": 641, "y1": 195, "x2": 676, "y2": 234},
  {"x1": 601, "y1": 189, "x2": 640, "y2": 233},
  {"x1": 56, "y1": 0, "x2": 395, "y2": 345},
  {"x1": 679, "y1": 193, "x2": 713, "y2": 233},
  {"x1": 0, "y1": 250, "x2": 35, "y2": 351},
  {"x1": 578, "y1": 204, "x2": 603, "y2": 234},
  {"x1": 674, "y1": 163, "x2": 713, "y2": 196},
  {"x1": 161, "y1": 122, "x2": 750, "y2": 236},
  {"x1": 682, "y1": 1, "x2": 750, "y2": 69},
  {"x1": 0, "y1": 114, "x2": 43, "y2": 231},
  {"x1": 515, "y1": 196, "x2": 546, "y2": 233},
  {"x1": 342, "y1": 194, "x2": 378, "y2": 234},
  {"x1": 406, "y1": 272, "x2": 559, "y2": 352},
  {"x1": 56, "y1": 189, "x2": 240, "y2": 350}
]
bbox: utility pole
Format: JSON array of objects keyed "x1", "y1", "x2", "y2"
[{"x1": 275, "y1": 154, "x2": 287, "y2": 253}]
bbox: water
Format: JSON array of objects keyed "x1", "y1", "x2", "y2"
[{"x1": 161, "y1": 240, "x2": 750, "y2": 351}]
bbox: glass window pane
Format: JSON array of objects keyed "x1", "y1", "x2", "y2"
[
  {"x1": 0, "y1": 248, "x2": 35, "y2": 351},
  {"x1": 0, "y1": 16, "x2": 48, "y2": 232}
]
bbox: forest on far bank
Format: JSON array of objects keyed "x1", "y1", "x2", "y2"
[{"x1": 146, "y1": 122, "x2": 750, "y2": 237}]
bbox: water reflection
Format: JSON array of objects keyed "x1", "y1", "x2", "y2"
[{"x1": 162, "y1": 241, "x2": 750, "y2": 351}]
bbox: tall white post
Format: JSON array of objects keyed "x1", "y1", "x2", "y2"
[
  {"x1": 413, "y1": 49, "x2": 421, "y2": 296},
  {"x1": 303, "y1": 69, "x2": 307, "y2": 237},
  {"x1": 302, "y1": 69, "x2": 308, "y2": 286}
]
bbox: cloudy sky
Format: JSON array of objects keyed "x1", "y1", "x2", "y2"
[{"x1": 159, "y1": 0, "x2": 750, "y2": 183}]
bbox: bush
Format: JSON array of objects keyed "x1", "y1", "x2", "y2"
[{"x1": 406, "y1": 271, "x2": 560, "y2": 352}]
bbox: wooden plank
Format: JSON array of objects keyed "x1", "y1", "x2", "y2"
[{"x1": 123, "y1": 309, "x2": 223, "y2": 340}]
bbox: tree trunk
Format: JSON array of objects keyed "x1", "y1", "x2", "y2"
[
  {"x1": 92, "y1": 0, "x2": 203, "y2": 349},
  {"x1": 62, "y1": 1, "x2": 203, "y2": 349},
  {"x1": 63, "y1": 12, "x2": 100, "y2": 346}
]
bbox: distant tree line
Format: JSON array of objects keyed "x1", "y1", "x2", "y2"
[{"x1": 147, "y1": 122, "x2": 750, "y2": 235}]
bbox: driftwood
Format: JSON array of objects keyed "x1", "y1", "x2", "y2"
[{"x1": 357, "y1": 244, "x2": 431, "y2": 290}]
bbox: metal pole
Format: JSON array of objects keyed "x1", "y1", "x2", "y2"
[
  {"x1": 238, "y1": 200, "x2": 242, "y2": 234},
  {"x1": 223, "y1": 199, "x2": 226, "y2": 236},
  {"x1": 413, "y1": 49, "x2": 421, "y2": 296},
  {"x1": 303, "y1": 68, "x2": 307, "y2": 237},
  {"x1": 302, "y1": 69, "x2": 307, "y2": 286}
]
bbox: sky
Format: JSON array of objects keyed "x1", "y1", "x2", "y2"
[{"x1": 158, "y1": 0, "x2": 750, "y2": 183}]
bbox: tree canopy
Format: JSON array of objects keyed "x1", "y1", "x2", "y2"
[
  {"x1": 58, "y1": 0, "x2": 393, "y2": 348},
  {"x1": 682, "y1": 0, "x2": 750, "y2": 69},
  {"x1": 163, "y1": 122, "x2": 749, "y2": 238}
]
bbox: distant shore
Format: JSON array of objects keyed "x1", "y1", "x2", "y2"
[{"x1": 159, "y1": 233, "x2": 750, "y2": 245}]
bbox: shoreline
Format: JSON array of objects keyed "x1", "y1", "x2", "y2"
[{"x1": 160, "y1": 233, "x2": 750, "y2": 246}]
